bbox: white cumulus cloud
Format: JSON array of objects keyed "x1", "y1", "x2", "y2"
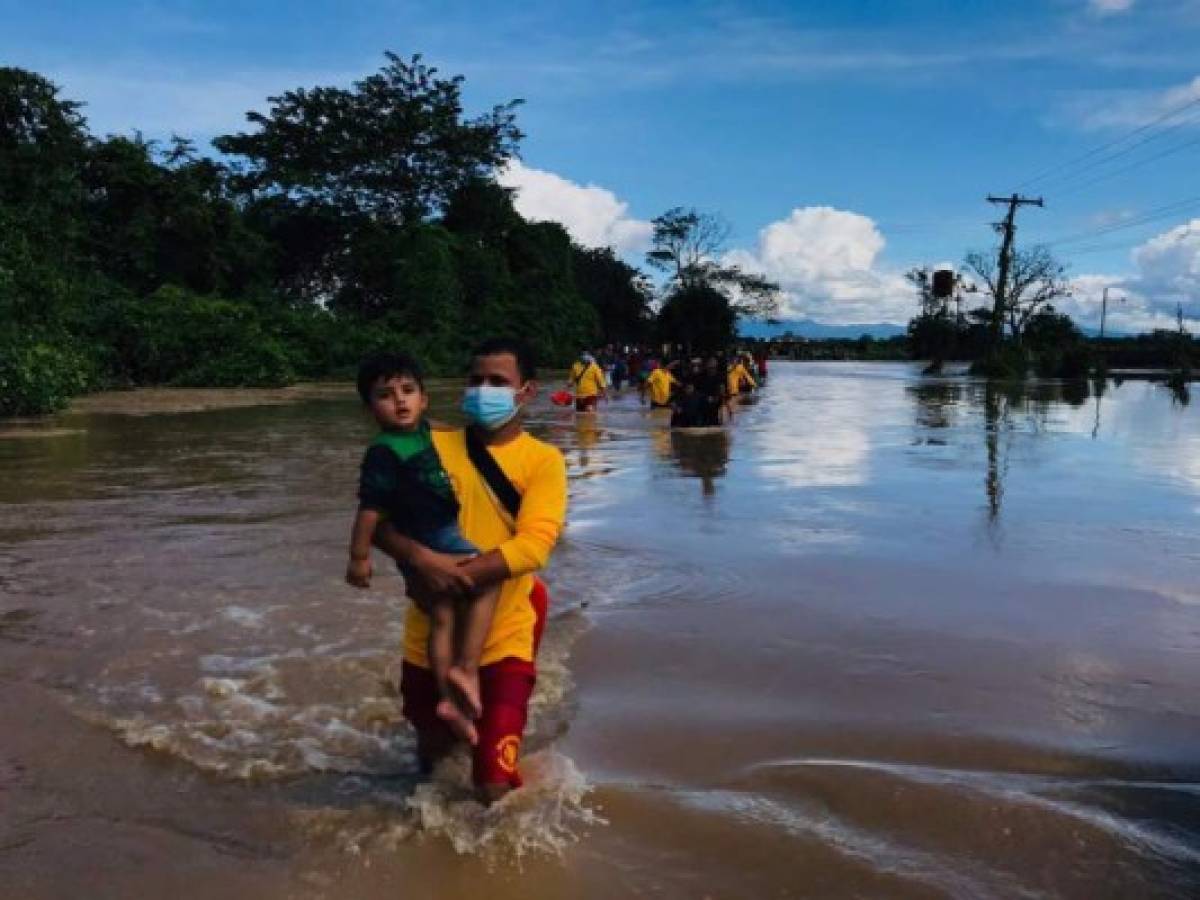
[
  {"x1": 1070, "y1": 218, "x2": 1200, "y2": 332},
  {"x1": 723, "y1": 206, "x2": 915, "y2": 324},
  {"x1": 1133, "y1": 218, "x2": 1200, "y2": 296},
  {"x1": 496, "y1": 160, "x2": 653, "y2": 253}
]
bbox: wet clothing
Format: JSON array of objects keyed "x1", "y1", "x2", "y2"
[
  {"x1": 645, "y1": 368, "x2": 678, "y2": 407},
  {"x1": 569, "y1": 360, "x2": 607, "y2": 400},
  {"x1": 401, "y1": 579, "x2": 549, "y2": 787},
  {"x1": 754, "y1": 353, "x2": 769, "y2": 382},
  {"x1": 727, "y1": 363, "x2": 757, "y2": 397},
  {"x1": 358, "y1": 423, "x2": 476, "y2": 556},
  {"x1": 402, "y1": 427, "x2": 567, "y2": 669},
  {"x1": 611, "y1": 359, "x2": 628, "y2": 391},
  {"x1": 691, "y1": 370, "x2": 725, "y2": 427}
]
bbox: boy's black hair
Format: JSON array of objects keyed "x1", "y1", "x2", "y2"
[
  {"x1": 356, "y1": 352, "x2": 424, "y2": 404},
  {"x1": 469, "y1": 337, "x2": 537, "y2": 382}
]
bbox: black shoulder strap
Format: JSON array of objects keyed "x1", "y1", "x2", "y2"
[{"x1": 464, "y1": 427, "x2": 521, "y2": 520}]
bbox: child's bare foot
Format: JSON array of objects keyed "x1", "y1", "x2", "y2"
[
  {"x1": 446, "y1": 666, "x2": 482, "y2": 719},
  {"x1": 436, "y1": 698, "x2": 478, "y2": 745}
]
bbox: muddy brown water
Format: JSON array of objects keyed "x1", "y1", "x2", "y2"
[{"x1": 1, "y1": 362, "x2": 1198, "y2": 899}]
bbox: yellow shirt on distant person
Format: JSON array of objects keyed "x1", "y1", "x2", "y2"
[
  {"x1": 727, "y1": 363, "x2": 756, "y2": 397},
  {"x1": 645, "y1": 368, "x2": 677, "y2": 406},
  {"x1": 402, "y1": 427, "x2": 568, "y2": 667},
  {"x1": 569, "y1": 361, "x2": 607, "y2": 399}
]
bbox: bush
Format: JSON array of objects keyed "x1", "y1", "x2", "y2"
[
  {"x1": 969, "y1": 345, "x2": 1030, "y2": 379},
  {"x1": 0, "y1": 331, "x2": 95, "y2": 416},
  {"x1": 118, "y1": 286, "x2": 296, "y2": 387},
  {"x1": 173, "y1": 334, "x2": 294, "y2": 388},
  {"x1": 1057, "y1": 344, "x2": 1092, "y2": 380}
]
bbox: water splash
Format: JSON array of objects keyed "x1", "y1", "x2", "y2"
[{"x1": 298, "y1": 750, "x2": 604, "y2": 866}]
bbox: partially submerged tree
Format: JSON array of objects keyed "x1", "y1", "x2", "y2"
[
  {"x1": 904, "y1": 266, "x2": 959, "y2": 367},
  {"x1": 964, "y1": 244, "x2": 1070, "y2": 345}
]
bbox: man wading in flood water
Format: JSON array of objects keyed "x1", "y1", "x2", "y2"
[{"x1": 374, "y1": 338, "x2": 567, "y2": 802}]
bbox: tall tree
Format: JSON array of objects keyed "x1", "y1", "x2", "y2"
[
  {"x1": 0, "y1": 68, "x2": 88, "y2": 210},
  {"x1": 646, "y1": 207, "x2": 781, "y2": 347},
  {"x1": 572, "y1": 246, "x2": 653, "y2": 344},
  {"x1": 215, "y1": 53, "x2": 524, "y2": 227},
  {"x1": 646, "y1": 207, "x2": 731, "y2": 288},
  {"x1": 964, "y1": 245, "x2": 1070, "y2": 344}
]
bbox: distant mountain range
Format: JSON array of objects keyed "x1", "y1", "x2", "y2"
[{"x1": 738, "y1": 318, "x2": 907, "y2": 340}]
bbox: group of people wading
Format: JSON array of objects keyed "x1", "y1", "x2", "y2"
[{"x1": 568, "y1": 345, "x2": 767, "y2": 426}]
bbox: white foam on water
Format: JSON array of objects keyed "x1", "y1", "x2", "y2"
[
  {"x1": 82, "y1": 655, "x2": 412, "y2": 780},
  {"x1": 309, "y1": 750, "x2": 604, "y2": 865},
  {"x1": 82, "y1": 603, "x2": 592, "y2": 789}
]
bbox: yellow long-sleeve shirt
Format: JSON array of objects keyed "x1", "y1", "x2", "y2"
[
  {"x1": 569, "y1": 361, "x2": 607, "y2": 399},
  {"x1": 727, "y1": 363, "x2": 757, "y2": 397},
  {"x1": 402, "y1": 427, "x2": 568, "y2": 667},
  {"x1": 645, "y1": 368, "x2": 678, "y2": 406}
]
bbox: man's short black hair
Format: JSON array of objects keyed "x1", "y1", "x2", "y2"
[
  {"x1": 469, "y1": 337, "x2": 537, "y2": 382},
  {"x1": 356, "y1": 352, "x2": 424, "y2": 404}
]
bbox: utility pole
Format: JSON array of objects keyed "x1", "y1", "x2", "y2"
[{"x1": 985, "y1": 194, "x2": 1043, "y2": 350}]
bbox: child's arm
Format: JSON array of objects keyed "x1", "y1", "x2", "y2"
[{"x1": 346, "y1": 506, "x2": 379, "y2": 588}]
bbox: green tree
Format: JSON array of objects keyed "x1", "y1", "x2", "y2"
[
  {"x1": 572, "y1": 246, "x2": 652, "y2": 344},
  {"x1": 646, "y1": 207, "x2": 781, "y2": 350},
  {"x1": 655, "y1": 284, "x2": 737, "y2": 352},
  {"x1": 215, "y1": 53, "x2": 523, "y2": 226},
  {"x1": 443, "y1": 177, "x2": 522, "y2": 240},
  {"x1": 0, "y1": 68, "x2": 89, "y2": 234}
]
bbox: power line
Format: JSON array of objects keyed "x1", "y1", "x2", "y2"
[
  {"x1": 1051, "y1": 132, "x2": 1200, "y2": 200},
  {"x1": 1035, "y1": 107, "x2": 1200, "y2": 194},
  {"x1": 1042, "y1": 195, "x2": 1200, "y2": 247},
  {"x1": 1015, "y1": 93, "x2": 1200, "y2": 191},
  {"x1": 1058, "y1": 221, "x2": 1197, "y2": 258}
]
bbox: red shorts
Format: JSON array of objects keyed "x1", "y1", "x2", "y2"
[
  {"x1": 400, "y1": 579, "x2": 549, "y2": 787},
  {"x1": 575, "y1": 395, "x2": 599, "y2": 413}
]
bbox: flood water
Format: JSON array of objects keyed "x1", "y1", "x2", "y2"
[{"x1": 1, "y1": 361, "x2": 1198, "y2": 899}]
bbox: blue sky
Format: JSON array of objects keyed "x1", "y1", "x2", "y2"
[{"x1": 3, "y1": 0, "x2": 1199, "y2": 329}]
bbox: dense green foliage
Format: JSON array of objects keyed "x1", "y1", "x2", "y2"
[{"x1": 0, "y1": 58, "x2": 659, "y2": 417}]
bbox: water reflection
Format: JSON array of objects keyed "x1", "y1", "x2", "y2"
[
  {"x1": 982, "y1": 382, "x2": 1012, "y2": 527},
  {"x1": 575, "y1": 417, "x2": 602, "y2": 471},
  {"x1": 668, "y1": 429, "x2": 730, "y2": 497},
  {"x1": 751, "y1": 374, "x2": 882, "y2": 489},
  {"x1": 1165, "y1": 380, "x2": 1191, "y2": 407},
  {"x1": 909, "y1": 377, "x2": 1119, "y2": 527},
  {"x1": 908, "y1": 380, "x2": 963, "y2": 440}
]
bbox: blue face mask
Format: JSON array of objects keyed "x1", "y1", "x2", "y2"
[{"x1": 462, "y1": 385, "x2": 520, "y2": 430}]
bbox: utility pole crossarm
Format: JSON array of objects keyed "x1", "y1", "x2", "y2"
[{"x1": 986, "y1": 194, "x2": 1044, "y2": 207}]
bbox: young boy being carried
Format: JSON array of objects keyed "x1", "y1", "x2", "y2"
[{"x1": 345, "y1": 352, "x2": 494, "y2": 744}]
